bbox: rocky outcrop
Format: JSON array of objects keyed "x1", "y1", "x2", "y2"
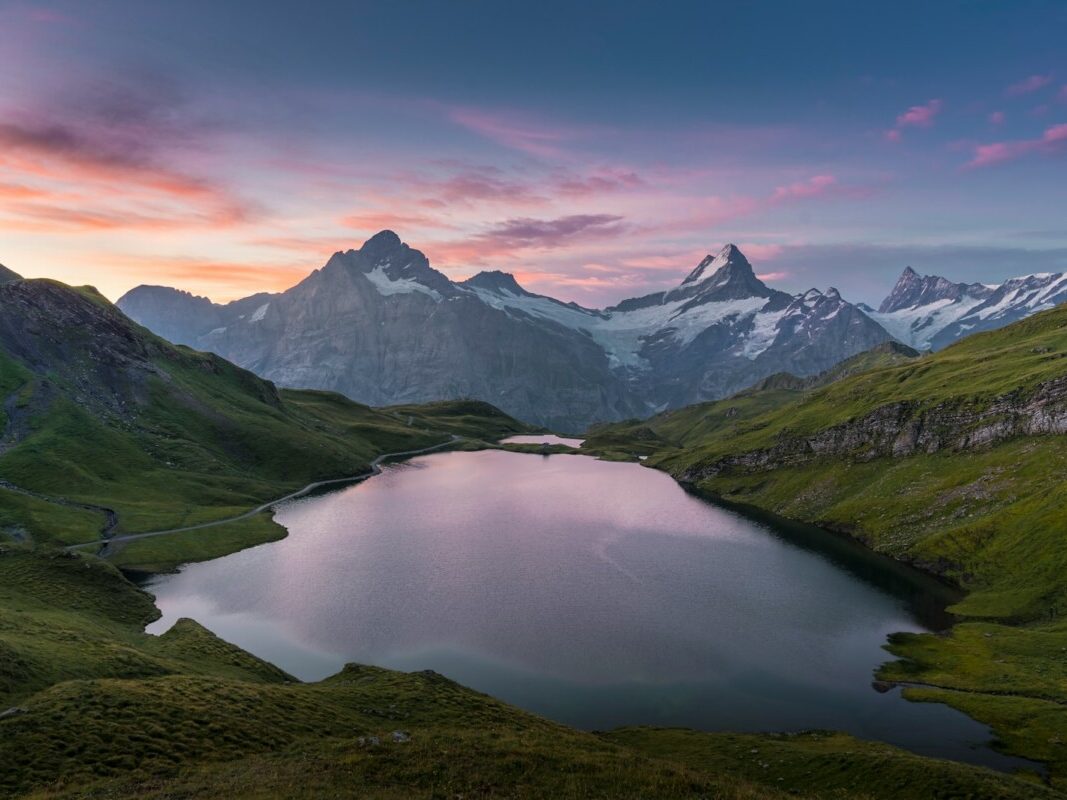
[{"x1": 681, "y1": 374, "x2": 1067, "y2": 481}]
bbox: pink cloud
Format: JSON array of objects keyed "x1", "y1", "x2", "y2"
[
  {"x1": 739, "y1": 243, "x2": 786, "y2": 262},
  {"x1": 426, "y1": 214, "x2": 626, "y2": 266},
  {"x1": 883, "y1": 129, "x2": 902, "y2": 143},
  {"x1": 755, "y1": 270, "x2": 789, "y2": 282},
  {"x1": 895, "y1": 99, "x2": 943, "y2": 128},
  {"x1": 966, "y1": 122, "x2": 1067, "y2": 168},
  {"x1": 415, "y1": 168, "x2": 545, "y2": 206},
  {"x1": 1006, "y1": 74, "x2": 1054, "y2": 96},
  {"x1": 555, "y1": 167, "x2": 645, "y2": 196},
  {"x1": 446, "y1": 107, "x2": 593, "y2": 159},
  {"x1": 989, "y1": 111, "x2": 1006, "y2": 125},
  {"x1": 770, "y1": 174, "x2": 837, "y2": 202}
]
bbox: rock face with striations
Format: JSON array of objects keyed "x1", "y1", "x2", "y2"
[
  {"x1": 680, "y1": 374, "x2": 1067, "y2": 485},
  {"x1": 118, "y1": 232, "x2": 898, "y2": 430}
]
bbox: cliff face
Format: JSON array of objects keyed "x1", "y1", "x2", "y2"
[{"x1": 681, "y1": 374, "x2": 1067, "y2": 482}]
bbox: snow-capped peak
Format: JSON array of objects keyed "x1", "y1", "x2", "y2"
[
  {"x1": 665, "y1": 244, "x2": 777, "y2": 304},
  {"x1": 864, "y1": 266, "x2": 1067, "y2": 351},
  {"x1": 878, "y1": 266, "x2": 993, "y2": 314},
  {"x1": 680, "y1": 244, "x2": 751, "y2": 286}
]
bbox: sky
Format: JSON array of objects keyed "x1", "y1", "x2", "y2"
[{"x1": 1, "y1": 0, "x2": 1066, "y2": 307}]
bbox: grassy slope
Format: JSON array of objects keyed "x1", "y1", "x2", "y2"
[
  {"x1": 0, "y1": 280, "x2": 529, "y2": 562},
  {"x1": 584, "y1": 307, "x2": 1067, "y2": 785},
  {"x1": 608, "y1": 728, "x2": 1054, "y2": 800},
  {"x1": 584, "y1": 341, "x2": 921, "y2": 458},
  {"x1": 2, "y1": 546, "x2": 1052, "y2": 800}
]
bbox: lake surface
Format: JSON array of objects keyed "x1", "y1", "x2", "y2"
[
  {"x1": 145, "y1": 447, "x2": 1033, "y2": 771},
  {"x1": 500, "y1": 434, "x2": 585, "y2": 447}
]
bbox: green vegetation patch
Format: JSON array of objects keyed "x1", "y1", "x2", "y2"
[
  {"x1": 607, "y1": 727, "x2": 1054, "y2": 799},
  {"x1": 106, "y1": 513, "x2": 289, "y2": 573}
]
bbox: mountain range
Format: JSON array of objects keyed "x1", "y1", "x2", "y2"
[
  {"x1": 861, "y1": 265, "x2": 1067, "y2": 350},
  {"x1": 113, "y1": 231, "x2": 1067, "y2": 429}
]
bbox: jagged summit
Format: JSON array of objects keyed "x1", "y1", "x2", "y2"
[
  {"x1": 325, "y1": 230, "x2": 456, "y2": 297},
  {"x1": 357, "y1": 229, "x2": 404, "y2": 259},
  {"x1": 681, "y1": 244, "x2": 753, "y2": 285},
  {"x1": 878, "y1": 266, "x2": 992, "y2": 314},
  {"x1": 463, "y1": 270, "x2": 529, "y2": 296},
  {"x1": 667, "y1": 244, "x2": 777, "y2": 304}
]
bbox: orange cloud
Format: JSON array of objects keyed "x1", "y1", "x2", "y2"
[
  {"x1": 0, "y1": 120, "x2": 254, "y2": 235},
  {"x1": 95, "y1": 253, "x2": 312, "y2": 300}
]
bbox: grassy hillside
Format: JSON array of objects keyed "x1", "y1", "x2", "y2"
[
  {"x1": 585, "y1": 306, "x2": 1067, "y2": 785},
  {"x1": 0, "y1": 279, "x2": 529, "y2": 563},
  {"x1": 585, "y1": 340, "x2": 921, "y2": 458},
  {"x1": 1, "y1": 545, "x2": 1052, "y2": 800}
]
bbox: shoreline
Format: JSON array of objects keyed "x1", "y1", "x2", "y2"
[{"x1": 66, "y1": 435, "x2": 461, "y2": 558}]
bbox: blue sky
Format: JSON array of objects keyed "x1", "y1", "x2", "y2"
[{"x1": 1, "y1": 0, "x2": 1065, "y2": 304}]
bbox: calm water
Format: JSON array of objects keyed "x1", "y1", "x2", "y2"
[
  {"x1": 145, "y1": 448, "x2": 1034, "y2": 772},
  {"x1": 500, "y1": 434, "x2": 585, "y2": 447}
]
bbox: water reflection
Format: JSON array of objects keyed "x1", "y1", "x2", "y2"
[{"x1": 144, "y1": 449, "x2": 1033, "y2": 773}]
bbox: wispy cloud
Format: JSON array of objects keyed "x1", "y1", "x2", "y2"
[
  {"x1": 427, "y1": 214, "x2": 626, "y2": 265},
  {"x1": 0, "y1": 81, "x2": 254, "y2": 235},
  {"x1": 897, "y1": 98, "x2": 943, "y2": 127},
  {"x1": 1006, "y1": 74, "x2": 1054, "y2": 96},
  {"x1": 884, "y1": 99, "x2": 943, "y2": 142},
  {"x1": 96, "y1": 254, "x2": 311, "y2": 300},
  {"x1": 966, "y1": 123, "x2": 1067, "y2": 168},
  {"x1": 770, "y1": 174, "x2": 838, "y2": 202},
  {"x1": 445, "y1": 106, "x2": 597, "y2": 159}
]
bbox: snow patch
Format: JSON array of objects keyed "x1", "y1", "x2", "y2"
[
  {"x1": 468, "y1": 283, "x2": 770, "y2": 368},
  {"x1": 365, "y1": 266, "x2": 442, "y2": 300},
  {"x1": 741, "y1": 308, "x2": 787, "y2": 359},
  {"x1": 864, "y1": 294, "x2": 986, "y2": 349},
  {"x1": 249, "y1": 302, "x2": 270, "y2": 322}
]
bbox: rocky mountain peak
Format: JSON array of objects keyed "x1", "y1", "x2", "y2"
[
  {"x1": 463, "y1": 270, "x2": 529, "y2": 296},
  {"x1": 321, "y1": 231, "x2": 456, "y2": 297},
  {"x1": 878, "y1": 266, "x2": 993, "y2": 314},
  {"x1": 668, "y1": 244, "x2": 776, "y2": 304},
  {"x1": 681, "y1": 244, "x2": 752, "y2": 285},
  {"x1": 358, "y1": 229, "x2": 404, "y2": 262}
]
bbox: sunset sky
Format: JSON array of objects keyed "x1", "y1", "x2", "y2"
[{"x1": 1, "y1": 0, "x2": 1065, "y2": 306}]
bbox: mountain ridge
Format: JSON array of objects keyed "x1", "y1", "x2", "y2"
[
  {"x1": 863, "y1": 264, "x2": 1067, "y2": 350},
  {"x1": 117, "y1": 233, "x2": 893, "y2": 429}
]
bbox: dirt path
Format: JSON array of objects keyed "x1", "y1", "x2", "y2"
[{"x1": 65, "y1": 436, "x2": 460, "y2": 555}]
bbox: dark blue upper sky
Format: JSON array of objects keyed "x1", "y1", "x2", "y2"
[{"x1": 1, "y1": 0, "x2": 1065, "y2": 303}]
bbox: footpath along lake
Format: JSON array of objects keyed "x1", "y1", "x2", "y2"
[{"x1": 145, "y1": 438, "x2": 1036, "y2": 771}]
